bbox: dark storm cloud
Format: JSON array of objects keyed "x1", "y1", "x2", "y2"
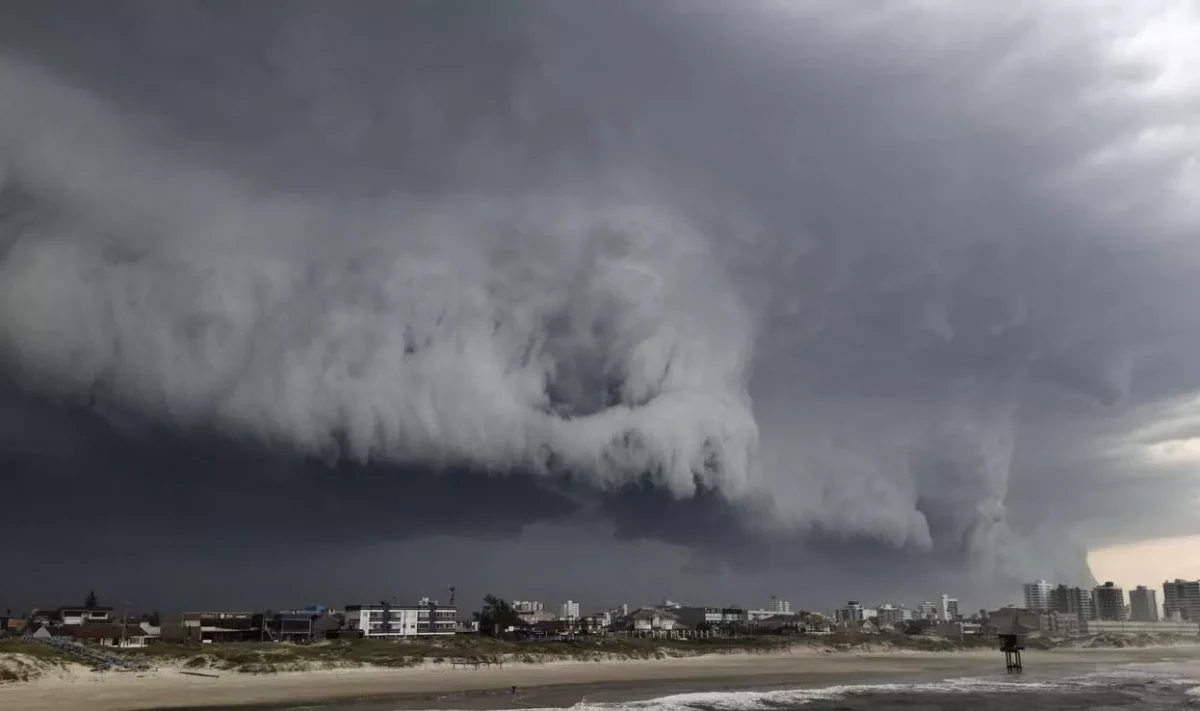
[{"x1": 2, "y1": 0, "x2": 1199, "y2": 611}]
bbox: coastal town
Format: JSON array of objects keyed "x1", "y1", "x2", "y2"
[{"x1": 2, "y1": 577, "x2": 1197, "y2": 652}]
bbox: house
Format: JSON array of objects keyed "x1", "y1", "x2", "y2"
[
  {"x1": 856, "y1": 619, "x2": 880, "y2": 635},
  {"x1": 624, "y1": 608, "x2": 680, "y2": 635},
  {"x1": 252, "y1": 610, "x2": 343, "y2": 643},
  {"x1": 0, "y1": 614, "x2": 27, "y2": 638},
  {"x1": 160, "y1": 612, "x2": 258, "y2": 644},
  {"x1": 29, "y1": 606, "x2": 113, "y2": 628},
  {"x1": 750, "y1": 615, "x2": 802, "y2": 635},
  {"x1": 69, "y1": 624, "x2": 153, "y2": 648}
]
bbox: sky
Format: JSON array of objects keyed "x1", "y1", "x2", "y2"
[{"x1": 1, "y1": 0, "x2": 1199, "y2": 616}]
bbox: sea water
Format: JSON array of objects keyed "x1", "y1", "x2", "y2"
[{"x1": 320, "y1": 658, "x2": 1200, "y2": 711}]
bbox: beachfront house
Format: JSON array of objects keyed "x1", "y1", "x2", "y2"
[
  {"x1": 69, "y1": 624, "x2": 153, "y2": 648},
  {"x1": 624, "y1": 608, "x2": 680, "y2": 636}
]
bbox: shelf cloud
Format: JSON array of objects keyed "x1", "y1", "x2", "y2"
[{"x1": 2, "y1": 0, "x2": 1199, "y2": 610}]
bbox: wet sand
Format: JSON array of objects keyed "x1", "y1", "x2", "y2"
[{"x1": 2, "y1": 646, "x2": 1198, "y2": 711}]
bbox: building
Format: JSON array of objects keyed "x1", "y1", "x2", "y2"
[
  {"x1": 29, "y1": 606, "x2": 114, "y2": 628},
  {"x1": 916, "y1": 601, "x2": 939, "y2": 620},
  {"x1": 1094, "y1": 582, "x2": 1126, "y2": 621},
  {"x1": 673, "y1": 606, "x2": 744, "y2": 629},
  {"x1": 1129, "y1": 586, "x2": 1159, "y2": 622},
  {"x1": 560, "y1": 600, "x2": 580, "y2": 621},
  {"x1": 624, "y1": 608, "x2": 680, "y2": 635},
  {"x1": 1052, "y1": 585, "x2": 1095, "y2": 621},
  {"x1": 160, "y1": 611, "x2": 257, "y2": 644},
  {"x1": 1023, "y1": 580, "x2": 1053, "y2": 611},
  {"x1": 771, "y1": 597, "x2": 791, "y2": 614},
  {"x1": 1163, "y1": 579, "x2": 1200, "y2": 622},
  {"x1": 512, "y1": 600, "x2": 544, "y2": 614},
  {"x1": 343, "y1": 600, "x2": 456, "y2": 638},
  {"x1": 875, "y1": 604, "x2": 905, "y2": 626},
  {"x1": 512, "y1": 600, "x2": 555, "y2": 625},
  {"x1": 69, "y1": 624, "x2": 153, "y2": 648},
  {"x1": 839, "y1": 601, "x2": 865, "y2": 624},
  {"x1": 253, "y1": 608, "x2": 342, "y2": 643},
  {"x1": 939, "y1": 594, "x2": 959, "y2": 622},
  {"x1": 1082, "y1": 619, "x2": 1199, "y2": 636}
]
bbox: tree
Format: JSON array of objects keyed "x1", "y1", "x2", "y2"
[
  {"x1": 475, "y1": 594, "x2": 522, "y2": 636},
  {"x1": 85, "y1": 591, "x2": 98, "y2": 609}
]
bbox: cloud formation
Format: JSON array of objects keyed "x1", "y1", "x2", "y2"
[{"x1": 2, "y1": 0, "x2": 1199, "y2": 609}]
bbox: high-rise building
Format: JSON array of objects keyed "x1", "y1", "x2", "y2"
[
  {"x1": 839, "y1": 601, "x2": 865, "y2": 624},
  {"x1": 1130, "y1": 586, "x2": 1159, "y2": 622},
  {"x1": 939, "y1": 594, "x2": 959, "y2": 621},
  {"x1": 1052, "y1": 585, "x2": 1095, "y2": 621},
  {"x1": 771, "y1": 597, "x2": 791, "y2": 614},
  {"x1": 1093, "y1": 582, "x2": 1125, "y2": 621},
  {"x1": 1163, "y1": 579, "x2": 1200, "y2": 621},
  {"x1": 560, "y1": 600, "x2": 580, "y2": 621},
  {"x1": 916, "y1": 601, "x2": 939, "y2": 620},
  {"x1": 1023, "y1": 579, "x2": 1053, "y2": 611}
]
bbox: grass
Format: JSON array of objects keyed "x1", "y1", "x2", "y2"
[
  {"x1": 117, "y1": 635, "x2": 798, "y2": 673},
  {"x1": 6, "y1": 631, "x2": 1194, "y2": 678}
]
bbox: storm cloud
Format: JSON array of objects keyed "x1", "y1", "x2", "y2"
[{"x1": 2, "y1": 0, "x2": 1199, "y2": 612}]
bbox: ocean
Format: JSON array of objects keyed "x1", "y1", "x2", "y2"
[{"x1": 307, "y1": 657, "x2": 1200, "y2": 711}]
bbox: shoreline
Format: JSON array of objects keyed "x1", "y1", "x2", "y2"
[{"x1": 3, "y1": 645, "x2": 1199, "y2": 711}]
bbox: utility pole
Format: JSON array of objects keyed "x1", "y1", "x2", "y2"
[{"x1": 120, "y1": 601, "x2": 129, "y2": 648}]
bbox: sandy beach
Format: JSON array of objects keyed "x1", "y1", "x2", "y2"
[{"x1": 4, "y1": 645, "x2": 1199, "y2": 711}]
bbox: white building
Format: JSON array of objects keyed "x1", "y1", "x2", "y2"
[
  {"x1": 939, "y1": 594, "x2": 959, "y2": 622},
  {"x1": 344, "y1": 601, "x2": 457, "y2": 638},
  {"x1": 771, "y1": 597, "x2": 791, "y2": 614},
  {"x1": 916, "y1": 601, "x2": 939, "y2": 620},
  {"x1": 512, "y1": 600, "x2": 544, "y2": 613},
  {"x1": 1023, "y1": 579, "x2": 1053, "y2": 611},
  {"x1": 561, "y1": 600, "x2": 580, "y2": 621}
]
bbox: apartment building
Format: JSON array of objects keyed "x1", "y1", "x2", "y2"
[
  {"x1": 1129, "y1": 586, "x2": 1159, "y2": 622},
  {"x1": 1163, "y1": 579, "x2": 1200, "y2": 622},
  {"x1": 1023, "y1": 580, "x2": 1053, "y2": 611},
  {"x1": 343, "y1": 600, "x2": 456, "y2": 638},
  {"x1": 1052, "y1": 585, "x2": 1095, "y2": 621},
  {"x1": 1094, "y1": 582, "x2": 1125, "y2": 621},
  {"x1": 939, "y1": 594, "x2": 959, "y2": 622},
  {"x1": 560, "y1": 600, "x2": 580, "y2": 621}
]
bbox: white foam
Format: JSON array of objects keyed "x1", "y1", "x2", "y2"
[{"x1": 430, "y1": 676, "x2": 1064, "y2": 711}]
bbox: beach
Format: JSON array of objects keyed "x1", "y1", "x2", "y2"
[{"x1": 3, "y1": 645, "x2": 1199, "y2": 711}]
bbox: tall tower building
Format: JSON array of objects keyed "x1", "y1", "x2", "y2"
[
  {"x1": 1023, "y1": 579, "x2": 1053, "y2": 611},
  {"x1": 1093, "y1": 582, "x2": 1125, "y2": 621},
  {"x1": 1129, "y1": 586, "x2": 1159, "y2": 622},
  {"x1": 939, "y1": 593, "x2": 959, "y2": 622},
  {"x1": 1163, "y1": 579, "x2": 1200, "y2": 621}
]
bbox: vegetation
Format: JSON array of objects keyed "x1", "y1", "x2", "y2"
[
  {"x1": 472, "y1": 594, "x2": 523, "y2": 636},
  {"x1": 0, "y1": 639, "x2": 70, "y2": 684}
]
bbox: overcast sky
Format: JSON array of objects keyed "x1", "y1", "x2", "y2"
[{"x1": 2, "y1": 0, "x2": 1199, "y2": 616}]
